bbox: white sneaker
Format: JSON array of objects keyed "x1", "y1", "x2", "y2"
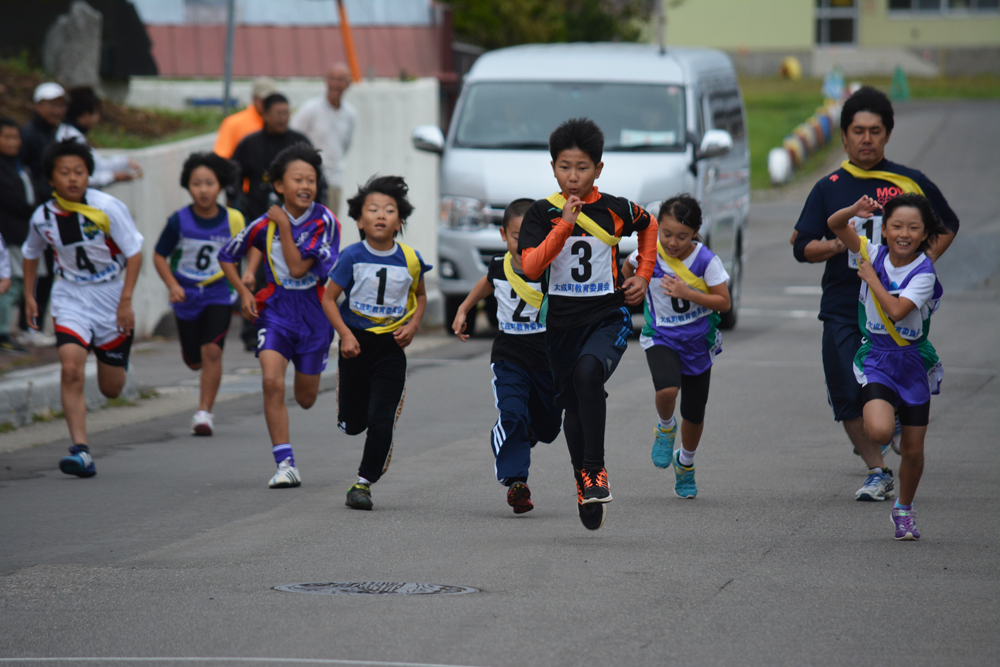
[
  {"x1": 268, "y1": 457, "x2": 301, "y2": 489},
  {"x1": 855, "y1": 469, "x2": 896, "y2": 501},
  {"x1": 19, "y1": 329, "x2": 56, "y2": 347},
  {"x1": 191, "y1": 410, "x2": 214, "y2": 436}
]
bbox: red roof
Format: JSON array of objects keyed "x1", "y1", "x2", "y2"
[{"x1": 146, "y1": 25, "x2": 448, "y2": 79}]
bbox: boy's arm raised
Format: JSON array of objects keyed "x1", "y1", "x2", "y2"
[{"x1": 453, "y1": 275, "x2": 494, "y2": 341}]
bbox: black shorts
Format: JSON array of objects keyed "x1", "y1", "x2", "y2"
[
  {"x1": 545, "y1": 306, "x2": 631, "y2": 410},
  {"x1": 862, "y1": 382, "x2": 930, "y2": 427},
  {"x1": 176, "y1": 305, "x2": 232, "y2": 368},
  {"x1": 822, "y1": 320, "x2": 865, "y2": 422},
  {"x1": 55, "y1": 330, "x2": 134, "y2": 368},
  {"x1": 644, "y1": 345, "x2": 712, "y2": 424}
]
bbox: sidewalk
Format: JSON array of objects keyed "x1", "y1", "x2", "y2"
[{"x1": 0, "y1": 315, "x2": 453, "y2": 454}]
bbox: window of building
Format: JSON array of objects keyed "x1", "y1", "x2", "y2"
[
  {"x1": 816, "y1": 0, "x2": 858, "y2": 45},
  {"x1": 889, "y1": 0, "x2": 1000, "y2": 11}
]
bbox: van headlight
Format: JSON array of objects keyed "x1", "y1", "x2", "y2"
[{"x1": 441, "y1": 196, "x2": 489, "y2": 230}]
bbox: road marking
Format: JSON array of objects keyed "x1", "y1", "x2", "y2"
[
  {"x1": 740, "y1": 308, "x2": 815, "y2": 319},
  {"x1": 783, "y1": 286, "x2": 823, "y2": 295},
  {"x1": 0, "y1": 658, "x2": 488, "y2": 667}
]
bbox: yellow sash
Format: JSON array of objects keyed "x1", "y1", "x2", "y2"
[
  {"x1": 54, "y1": 193, "x2": 111, "y2": 235},
  {"x1": 859, "y1": 242, "x2": 909, "y2": 347},
  {"x1": 197, "y1": 207, "x2": 246, "y2": 287},
  {"x1": 546, "y1": 193, "x2": 620, "y2": 246},
  {"x1": 657, "y1": 241, "x2": 710, "y2": 294},
  {"x1": 503, "y1": 252, "x2": 543, "y2": 309},
  {"x1": 367, "y1": 242, "x2": 422, "y2": 334},
  {"x1": 265, "y1": 221, "x2": 282, "y2": 286},
  {"x1": 840, "y1": 161, "x2": 924, "y2": 195}
]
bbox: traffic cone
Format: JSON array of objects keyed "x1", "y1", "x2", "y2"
[{"x1": 890, "y1": 66, "x2": 910, "y2": 101}]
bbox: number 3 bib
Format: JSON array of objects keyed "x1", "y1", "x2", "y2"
[{"x1": 548, "y1": 237, "x2": 614, "y2": 297}]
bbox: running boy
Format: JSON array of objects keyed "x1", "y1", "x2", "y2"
[
  {"x1": 219, "y1": 143, "x2": 339, "y2": 489},
  {"x1": 622, "y1": 195, "x2": 731, "y2": 499},
  {"x1": 518, "y1": 118, "x2": 658, "y2": 530},
  {"x1": 829, "y1": 193, "x2": 944, "y2": 539},
  {"x1": 154, "y1": 152, "x2": 245, "y2": 435},
  {"x1": 22, "y1": 139, "x2": 144, "y2": 477},
  {"x1": 452, "y1": 198, "x2": 562, "y2": 515},
  {"x1": 322, "y1": 176, "x2": 429, "y2": 511}
]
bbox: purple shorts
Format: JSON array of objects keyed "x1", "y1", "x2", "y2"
[{"x1": 256, "y1": 287, "x2": 334, "y2": 375}]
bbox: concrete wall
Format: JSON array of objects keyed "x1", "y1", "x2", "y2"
[
  {"x1": 103, "y1": 77, "x2": 441, "y2": 337},
  {"x1": 861, "y1": 3, "x2": 1000, "y2": 49},
  {"x1": 644, "y1": 0, "x2": 814, "y2": 51}
]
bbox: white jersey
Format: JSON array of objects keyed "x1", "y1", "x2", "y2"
[
  {"x1": 22, "y1": 189, "x2": 144, "y2": 285},
  {"x1": 548, "y1": 236, "x2": 615, "y2": 297},
  {"x1": 846, "y1": 214, "x2": 883, "y2": 270}
]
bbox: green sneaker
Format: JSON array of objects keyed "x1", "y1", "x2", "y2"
[
  {"x1": 672, "y1": 449, "x2": 697, "y2": 499},
  {"x1": 652, "y1": 422, "x2": 676, "y2": 468},
  {"x1": 345, "y1": 482, "x2": 373, "y2": 510}
]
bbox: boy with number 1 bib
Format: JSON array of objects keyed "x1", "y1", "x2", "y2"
[
  {"x1": 518, "y1": 118, "x2": 658, "y2": 530},
  {"x1": 322, "y1": 176, "x2": 430, "y2": 511}
]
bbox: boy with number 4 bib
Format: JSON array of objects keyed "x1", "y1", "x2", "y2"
[
  {"x1": 518, "y1": 118, "x2": 658, "y2": 530},
  {"x1": 322, "y1": 176, "x2": 430, "y2": 511},
  {"x1": 623, "y1": 195, "x2": 730, "y2": 499},
  {"x1": 154, "y1": 152, "x2": 245, "y2": 435},
  {"x1": 23, "y1": 140, "x2": 144, "y2": 477},
  {"x1": 452, "y1": 198, "x2": 562, "y2": 515}
]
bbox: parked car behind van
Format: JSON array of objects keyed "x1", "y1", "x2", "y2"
[{"x1": 413, "y1": 43, "x2": 750, "y2": 332}]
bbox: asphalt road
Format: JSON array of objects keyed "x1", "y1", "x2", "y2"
[{"x1": 1, "y1": 100, "x2": 998, "y2": 667}]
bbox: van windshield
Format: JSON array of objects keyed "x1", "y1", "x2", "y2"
[{"x1": 454, "y1": 82, "x2": 687, "y2": 151}]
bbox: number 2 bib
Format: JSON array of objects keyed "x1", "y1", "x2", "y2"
[{"x1": 548, "y1": 237, "x2": 614, "y2": 297}]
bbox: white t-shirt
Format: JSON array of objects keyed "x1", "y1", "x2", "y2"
[
  {"x1": 627, "y1": 244, "x2": 728, "y2": 287},
  {"x1": 23, "y1": 189, "x2": 144, "y2": 284},
  {"x1": 290, "y1": 96, "x2": 356, "y2": 188},
  {"x1": 860, "y1": 241, "x2": 937, "y2": 341}
]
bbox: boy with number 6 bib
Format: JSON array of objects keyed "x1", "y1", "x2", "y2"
[
  {"x1": 518, "y1": 118, "x2": 658, "y2": 530},
  {"x1": 452, "y1": 198, "x2": 562, "y2": 515},
  {"x1": 322, "y1": 176, "x2": 430, "y2": 511}
]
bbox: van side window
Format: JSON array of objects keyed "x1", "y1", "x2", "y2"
[{"x1": 707, "y1": 90, "x2": 744, "y2": 141}]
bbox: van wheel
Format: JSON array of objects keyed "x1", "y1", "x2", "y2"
[
  {"x1": 445, "y1": 295, "x2": 476, "y2": 337},
  {"x1": 719, "y1": 251, "x2": 741, "y2": 330}
]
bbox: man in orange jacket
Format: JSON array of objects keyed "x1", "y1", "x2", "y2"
[{"x1": 213, "y1": 77, "x2": 277, "y2": 159}]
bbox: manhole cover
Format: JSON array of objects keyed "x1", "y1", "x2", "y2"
[{"x1": 274, "y1": 581, "x2": 479, "y2": 596}]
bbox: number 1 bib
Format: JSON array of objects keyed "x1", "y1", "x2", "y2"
[
  {"x1": 847, "y1": 215, "x2": 882, "y2": 270},
  {"x1": 548, "y1": 237, "x2": 614, "y2": 297}
]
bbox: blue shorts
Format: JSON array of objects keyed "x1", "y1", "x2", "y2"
[
  {"x1": 545, "y1": 306, "x2": 631, "y2": 410},
  {"x1": 256, "y1": 287, "x2": 334, "y2": 375},
  {"x1": 822, "y1": 319, "x2": 864, "y2": 422}
]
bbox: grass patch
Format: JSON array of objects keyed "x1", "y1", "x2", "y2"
[
  {"x1": 31, "y1": 409, "x2": 63, "y2": 423},
  {"x1": 740, "y1": 74, "x2": 1000, "y2": 190},
  {"x1": 139, "y1": 388, "x2": 160, "y2": 400},
  {"x1": 0, "y1": 421, "x2": 16, "y2": 433},
  {"x1": 103, "y1": 396, "x2": 137, "y2": 409}
]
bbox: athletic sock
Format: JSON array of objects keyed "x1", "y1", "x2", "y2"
[
  {"x1": 868, "y1": 467, "x2": 883, "y2": 475},
  {"x1": 678, "y1": 448, "x2": 696, "y2": 467},
  {"x1": 357, "y1": 476, "x2": 371, "y2": 486},
  {"x1": 894, "y1": 500, "x2": 912, "y2": 510},
  {"x1": 659, "y1": 416, "x2": 676, "y2": 431},
  {"x1": 272, "y1": 444, "x2": 294, "y2": 467}
]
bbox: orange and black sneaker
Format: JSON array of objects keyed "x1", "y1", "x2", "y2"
[
  {"x1": 581, "y1": 467, "x2": 612, "y2": 504},
  {"x1": 506, "y1": 481, "x2": 534, "y2": 514},
  {"x1": 574, "y1": 467, "x2": 606, "y2": 530}
]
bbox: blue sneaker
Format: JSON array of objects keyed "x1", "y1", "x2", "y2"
[
  {"x1": 652, "y1": 422, "x2": 676, "y2": 468},
  {"x1": 59, "y1": 445, "x2": 96, "y2": 478},
  {"x1": 672, "y1": 449, "x2": 697, "y2": 499}
]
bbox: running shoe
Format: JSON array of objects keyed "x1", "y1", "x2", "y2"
[
  {"x1": 672, "y1": 449, "x2": 697, "y2": 499},
  {"x1": 574, "y1": 468, "x2": 606, "y2": 530},
  {"x1": 889, "y1": 414, "x2": 902, "y2": 456},
  {"x1": 191, "y1": 410, "x2": 214, "y2": 436},
  {"x1": 652, "y1": 422, "x2": 677, "y2": 468},
  {"x1": 19, "y1": 329, "x2": 56, "y2": 347},
  {"x1": 506, "y1": 481, "x2": 534, "y2": 514},
  {"x1": 581, "y1": 467, "x2": 611, "y2": 504},
  {"x1": 268, "y1": 457, "x2": 301, "y2": 489},
  {"x1": 0, "y1": 334, "x2": 27, "y2": 353},
  {"x1": 59, "y1": 444, "x2": 96, "y2": 477},
  {"x1": 891, "y1": 506, "x2": 920, "y2": 541},
  {"x1": 855, "y1": 468, "x2": 896, "y2": 501},
  {"x1": 345, "y1": 482, "x2": 373, "y2": 510}
]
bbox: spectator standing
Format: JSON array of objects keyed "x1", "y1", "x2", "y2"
[
  {"x1": 56, "y1": 86, "x2": 144, "y2": 189},
  {"x1": 0, "y1": 118, "x2": 33, "y2": 352},
  {"x1": 213, "y1": 77, "x2": 277, "y2": 159},
  {"x1": 290, "y1": 63, "x2": 356, "y2": 214}
]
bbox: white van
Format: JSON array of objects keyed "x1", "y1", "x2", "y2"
[{"x1": 413, "y1": 43, "x2": 750, "y2": 331}]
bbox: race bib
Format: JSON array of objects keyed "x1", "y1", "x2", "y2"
[
  {"x1": 548, "y1": 237, "x2": 614, "y2": 297},
  {"x1": 349, "y1": 262, "x2": 413, "y2": 320},
  {"x1": 847, "y1": 215, "x2": 882, "y2": 269},
  {"x1": 268, "y1": 236, "x2": 317, "y2": 289},
  {"x1": 175, "y1": 237, "x2": 226, "y2": 282},
  {"x1": 493, "y1": 278, "x2": 544, "y2": 334},
  {"x1": 648, "y1": 277, "x2": 711, "y2": 328}
]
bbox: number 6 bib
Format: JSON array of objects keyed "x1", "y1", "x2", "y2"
[{"x1": 548, "y1": 237, "x2": 614, "y2": 297}]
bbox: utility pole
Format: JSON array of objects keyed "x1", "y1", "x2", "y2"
[
  {"x1": 657, "y1": 0, "x2": 666, "y2": 55},
  {"x1": 222, "y1": 0, "x2": 236, "y2": 116}
]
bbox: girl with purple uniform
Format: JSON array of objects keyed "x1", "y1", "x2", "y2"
[
  {"x1": 154, "y1": 152, "x2": 245, "y2": 436},
  {"x1": 219, "y1": 143, "x2": 340, "y2": 489},
  {"x1": 829, "y1": 193, "x2": 944, "y2": 540},
  {"x1": 623, "y1": 195, "x2": 731, "y2": 499}
]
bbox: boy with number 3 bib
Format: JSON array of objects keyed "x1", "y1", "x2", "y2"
[
  {"x1": 518, "y1": 118, "x2": 658, "y2": 530},
  {"x1": 322, "y1": 176, "x2": 430, "y2": 511}
]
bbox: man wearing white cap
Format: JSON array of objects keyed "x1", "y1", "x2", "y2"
[{"x1": 213, "y1": 77, "x2": 278, "y2": 159}]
